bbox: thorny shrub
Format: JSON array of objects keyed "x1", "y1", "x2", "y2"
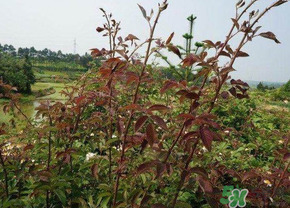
[{"x1": 0, "y1": 0, "x2": 289, "y2": 207}]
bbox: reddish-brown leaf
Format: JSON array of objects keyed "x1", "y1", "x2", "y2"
[
  {"x1": 90, "y1": 48, "x2": 103, "y2": 57},
  {"x1": 136, "y1": 160, "x2": 159, "y2": 175},
  {"x1": 236, "y1": 51, "x2": 249, "y2": 57},
  {"x1": 148, "y1": 104, "x2": 169, "y2": 112},
  {"x1": 146, "y1": 123, "x2": 156, "y2": 146},
  {"x1": 177, "y1": 113, "x2": 195, "y2": 120},
  {"x1": 166, "y1": 32, "x2": 175, "y2": 45},
  {"x1": 75, "y1": 96, "x2": 86, "y2": 105},
  {"x1": 237, "y1": 0, "x2": 245, "y2": 8},
  {"x1": 220, "y1": 51, "x2": 231, "y2": 58},
  {"x1": 185, "y1": 92, "x2": 199, "y2": 100},
  {"x1": 226, "y1": 45, "x2": 234, "y2": 54},
  {"x1": 231, "y1": 18, "x2": 240, "y2": 30},
  {"x1": 203, "y1": 40, "x2": 216, "y2": 48},
  {"x1": 160, "y1": 80, "x2": 179, "y2": 94},
  {"x1": 182, "y1": 54, "x2": 199, "y2": 67},
  {"x1": 156, "y1": 162, "x2": 166, "y2": 178},
  {"x1": 283, "y1": 153, "x2": 290, "y2": 162},
  {"x1": 230, "y1": 79, "x2": 249, "y2": 87},
  {"x1": 23, "y1": 144, "x2": 34, "y2": 152},
  {"x1": 197, "y1": 176, "x2": 213, "y2": 193},
  {"x1": 242, "y1": 171, "x2": 259, "y2": 183},
  {"x1": 91, "y1": 164, "x2": 98, "y2": 178},
  {"x1": 259, "y1": 31, "x2": 281, "y2": 44},
  {"x1": 135, "y1": 116, "x2": 148, "y2": 132},
  {"x1": 229, "y1": 87, "x2": 237, "y2": 97},
  {"x1": 125, "y1": 34, "x2": 139, "y2": 45},
  {"x1": 190, "y1": 167, "x2": 208, "y2": 178},
  {"x1": 96, "y1": 27, "x2": 105, "y2": 32},
  {"x1": 167, "y1": 44, "x2": 181, "y2": 58},
  {"x1": 151, "y1": 115, "x2": 168, "y2": 130},
  {"x1": 220, "y1": 67, "x2": 235, "y2": 75},
  {"x1": 199, "y1": 126, "x2": 214, "y2": 151},
  {"x1": 221, "y1": 91, "x2": 229, "y2": 99},
  {"x1": 123, "y1": 104, "x2": 141, "y2": 111}
]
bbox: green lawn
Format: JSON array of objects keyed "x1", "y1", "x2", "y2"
[{"x1": 32, "y1": 82, "x2": 67, "y2": 100}]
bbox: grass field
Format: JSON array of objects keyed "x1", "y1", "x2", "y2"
[
  {"x1": 32, "y1": 82, "x2": 67, "y2": 100},
  {"x1": 34, "y1": 69, "x2": 82, "y2": 83},
  {"x1": 0, "y1": 70, "x2": 78, "y2": 123}
]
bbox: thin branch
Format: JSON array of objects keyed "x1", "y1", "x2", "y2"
[{"x1": 112, "y1": 1, "x2": 168, "y2": 206}]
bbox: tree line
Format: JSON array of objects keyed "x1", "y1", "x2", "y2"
[{"x1": 0, "y1": 43, "x2": 95, "y2": 69}]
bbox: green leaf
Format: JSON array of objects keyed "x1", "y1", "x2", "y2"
[
  {"x1": 138, "y1": 4, "x2": 147, "y2": 19},
  {"x1": 54, "y1": 189, "x2": 66, "y2": 205},
  {"x1": 101, "y1": 196, "x2": 111, "y2": 207}
]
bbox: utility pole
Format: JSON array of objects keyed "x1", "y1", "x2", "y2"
[{"x1": 73, "y1": 39, "x2": 77, "y2": 54}]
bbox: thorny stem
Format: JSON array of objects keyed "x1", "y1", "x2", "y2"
[
  {"x1": 163, "y1": 72, "x2": 208, "y2": 164},
  {"x1": 112, "y1": 2, "x2": 167, "y2": 206},
  {"x1": 12, "y1": 100, "x2": 34, "y2": 128},
  {"x1": 271, "y1": 162, "x2": 289, "y2": 198},
  {"x1": 162, "y1": 0, "x2": 255, "y2": 163},
  {"x1": 102, "y1": 10, "x2": 119, "y2": 184},
  {"x1": 128, "y1": 41, "x2": 148, "y2": 60},
  {"x1": 102, "y1": 10, "x2": 113, "y2": 56},
  {"x1": 164, "y1": 2, "x2": 284, "y2": 204},
  {"x1": 46, "y1": 114, "x2": 53, "y2": 208},
  {"x1": 108, "y1": 84, "x2": 113, "y2": 183},
  {"x1": 208, "y1": 0, "x2": 284, "y2": 113},
  {"x1": 172, "y1": 141, "x2": 198, "y2": 207},
  {"x1": 215, "y1": 0, "x2": 258, "y2": 58}
]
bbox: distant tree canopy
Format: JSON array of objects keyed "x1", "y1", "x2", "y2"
[
  {"x1": 281, "y1": 79, "x2": 290, "y2": 92},
  {"x1": 274, "y1": 79, "x2": 290, "y2": 101},
  {"x1": 257, "y1": 82, "x2": 275, "y2": 91},
  {"x1": 0, "y1": 54, "x2": 36, "y2": 94},
  {"x1": 0, "y1": 43, "x2": 101, "y2": 71}
]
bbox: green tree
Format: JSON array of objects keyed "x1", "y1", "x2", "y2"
[
  {"x1": 0, "y1": 54, "x2": 35, "y2": 94},
  {"x1": 257, "y1": 82, "x2": 265, "y2": 91}
]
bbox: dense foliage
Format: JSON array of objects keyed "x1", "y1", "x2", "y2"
[
  {"x1": 0, "y1": 0, "x2": 289, "y2": 208},
  {"x1": 273, "y1": 80, "x2": 290, "y2": 101},
  {"x1": 0, "y1": 54, "x2": 35, "y2": 94},
  {"x1": 257, "y1": 82, "x2": 275, "y2": 91},
  {"x1": 0, "y1": 43, "x2": 102, "y2": 72}
]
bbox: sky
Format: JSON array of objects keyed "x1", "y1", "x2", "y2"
[{"x1": 0, "y1": 0, "x2": 289, "y2": 82}]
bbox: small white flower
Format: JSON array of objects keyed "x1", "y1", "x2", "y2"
[
  {"x1": 86, "y1": 152, "x2": 97, "y2": 161},
  {"x1": 202, "y1": 147, "x2": 208, "y2": 152},
  {"x1": 112, "y1": 134, "x2": 117, "y2": 138},
  {"x1": 90, "y1": 133, "x2": 95, "y2": 137}
]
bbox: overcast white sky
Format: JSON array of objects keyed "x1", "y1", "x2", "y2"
[{"x1": 0, "y1": 0, "x2": 289, "y2": 82}]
